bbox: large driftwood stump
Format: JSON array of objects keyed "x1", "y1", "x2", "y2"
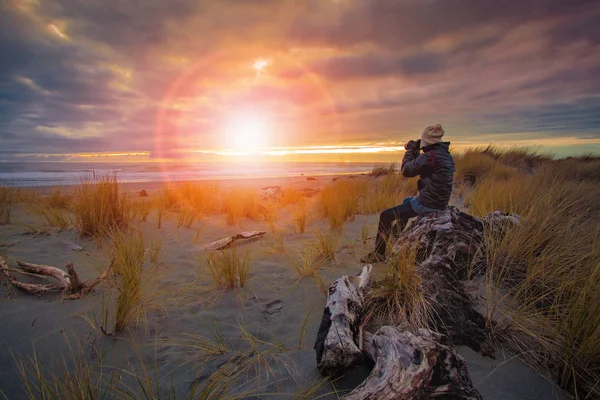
[
  {"x1": 0, "y1": 255, "x2": 112, "y2": 299},
  {"x1": 394, "y1": 207, "x2": 493, "y2": 352},
  {"x1": 315, "y1": 265, "x2": 372, "y2": 376},
  {"x1": 312, "y1": 208, "x2": 523, "y2": 398},
  {"x1": 344, "y1": 327, "x2": 482, "y2": 400}
]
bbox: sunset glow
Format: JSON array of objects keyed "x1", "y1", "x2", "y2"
[
  {"x1": 0, "y1": 1, "x2": 598, "y2": 162},
  {"x1": 223, "y1": 112, "x2": 271, "y2": 152}
]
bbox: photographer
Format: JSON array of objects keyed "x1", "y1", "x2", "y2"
[{"x1": 361, "y1": 124, "x2": 456, "y2": 263}]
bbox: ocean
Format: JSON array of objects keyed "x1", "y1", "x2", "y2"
[{"x1": 0, "y1": 161, "x2": 374, "y2": 187}]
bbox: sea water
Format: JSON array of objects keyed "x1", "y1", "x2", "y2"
[{"x1": 0, "y1": 161, "x2": 374, "y2": 187}]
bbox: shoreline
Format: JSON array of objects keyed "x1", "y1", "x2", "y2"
[{"x1": 1, "y1": 170, "x2": 371, "y2": 192}]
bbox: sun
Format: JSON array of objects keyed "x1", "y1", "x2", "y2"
[
  {"x1": 253, "y1": 58, "x2": 270, "y2": 75},
  {"x1": 224, "y1": 112, "x2": 270, "y2": 152}
]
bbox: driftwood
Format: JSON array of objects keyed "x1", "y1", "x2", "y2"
[
  {"x1": 0, "y1": 255, "x2": 112, "y2": 299},
  {"x1": 315, "y1": 265, "x2": 372, "y2": 375},
  {"x1": 201, "y1": 231, "x2": 266, "y2": 251},
  {"x1": 393, "y1": 206, "x2": 495, "y2": 352},
  {"x1": 314, "y1": 264, "x2": 482, "y2": 399},
  {"x1": 346, "y1": 327, "x2": 482, "y2": 400},
  {"x1": 313, "y1": 208, "x2": 522, "y2": 398}
]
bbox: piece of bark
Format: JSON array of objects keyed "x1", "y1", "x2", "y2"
[
  {"x1": 344, "y1": 327, "x2": 482, "y2": 400},
  {"x1": 315, "y1": 265, "x2": 372, "y2": 376},
  {"x1": 201, "y1": 231, "x2": 266, "y2": 251}
]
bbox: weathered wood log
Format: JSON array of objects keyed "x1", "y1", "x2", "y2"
[
  {"x1": 344, "y1": 327, "x2": 482, "y2": 400},
  {"x1": 0, "y1": 255, "x2": 112, "y2": 299},
  {"x1": 311, "y1": 208, "x2": 521, "y2": 398},
  {"x1": 315, "y1": 265, "x2": 372, "y2": 376},
  {"x1": 201, "y1": 231, "x2": 266, "y2": 251},
  {"x1": 393, "y1": 206, "x2": 497, "y2": 353}
]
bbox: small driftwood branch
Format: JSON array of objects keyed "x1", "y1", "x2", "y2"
[
  {"x1": 0, "y1": 255, "x2": 112, "y2": 299},
  {"x1": 201, "y1": 231, "x2": 266, "y2": 251},
  {"x1": 17, "y1": 261, "x2": 71, "y2": 287},
  {"x1": 0, "y1": 256, "x2": 64, "y2": 294},
  {"x1": 63, "y1": 260, "x2": 114, "y2": 300}
]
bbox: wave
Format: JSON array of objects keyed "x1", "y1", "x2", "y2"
[{"x1": 0, "y1": 162, "x2": 373, "y2": 187}]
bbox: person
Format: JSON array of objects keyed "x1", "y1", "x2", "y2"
[{"x1": 361, "y1": 124, "x2": 455, "y2": 263}]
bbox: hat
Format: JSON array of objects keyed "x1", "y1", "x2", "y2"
[{"x1": 421, "y1": 124, "x2": 445, "y2": 147}]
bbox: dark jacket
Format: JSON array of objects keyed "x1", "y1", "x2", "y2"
[{"x1": 401, "y1": 142, "x2": 455, "y2": 210}]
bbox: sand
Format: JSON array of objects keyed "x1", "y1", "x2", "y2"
[{"x1": 0, "y1": 175, "x2": 567, "y2": 399}]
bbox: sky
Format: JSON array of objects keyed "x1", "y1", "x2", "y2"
[{"x1": 1, "y1": 0, "x2": 599, "y2": 162}]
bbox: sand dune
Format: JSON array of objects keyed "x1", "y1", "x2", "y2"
[{"x1": 0, "y1": 174, "x2": 567, "y2": 399}]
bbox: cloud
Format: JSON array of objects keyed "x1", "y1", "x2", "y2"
[{"x1": 0, "y1": 0, "x2": 599, "y2": 159}]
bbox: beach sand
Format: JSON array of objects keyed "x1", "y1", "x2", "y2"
[{"x1": 0, "y1": 174, "x2": 566, "y2": 399}]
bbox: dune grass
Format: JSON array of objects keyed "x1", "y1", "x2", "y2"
[
  {"x1": 270, "y1": 227, "x2": 286, "y2": 254},
  {"x1": 318, "y1": 179, "x2": 368, "y2": 231},
  {"x1": 289, "y1": 247, "x2": 326, "y2": 293},
  {"x1": 289, "y1": 246, "x2": 323, "y2": 278},
  {"x1": 222, "y1": 187, "x2": 260, "y2": 226},
  {"x1": 364, "y1": 244, "x2": 430, "y2": 329},
  {"x1": 291, "y1": 199, "x2": 308, "y2": 234},
  {"x1": 359, "y1": 173, "x2": 415, "y2": 214},
  {"x1": 30, "y1": 203, "x2": 72, "y2": 231},
  {"x1": 206, "y1": 247, "x2": 251, "y2": 290},
  {"x1": 165, "y1": 324, "x2": 228, "y2": 369},
  {"x1": 459, "y1": 147, "x2": 600, "y2": 398},
  {"x1": 0, "y1": 186, "x2": 31, "y2": 224},
  {"x1": 110, "y1": 229, "x2": 146, "y2": 332},
  {"x1": 317, "y1": 174, "x2": 416, "y2": 232},
  {"x1": 369, "y1": 162, "x2": 397, "y2": 177},
  {"x1": 46, "y1": 188, "x2": 73, "y2": 209},
  {"x1": 177, "y1": 210, "x2": 195, "y2": 228},
  {"x1": 72, "y1": 173, "x2": 131, "y2": 238},
  {"x1": 17, "y1": 342, "x2": 116, "y2": 400},
  {"x1": 280, "y1": 188, "x2": 305, "y2": 207},
  {"x1": 131, "y1": 199, "x2": 152, "y2": 222},
  {"x1": 314, "y1": 230, "x2": 339, "y2": 262},
  {"x1": 0, "y1": 203, "x2": 10, "y2": 225}
]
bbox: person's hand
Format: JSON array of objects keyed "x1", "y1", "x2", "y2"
[{"x1": 405, "y1": 140, "x2": 418, "y2": 150}]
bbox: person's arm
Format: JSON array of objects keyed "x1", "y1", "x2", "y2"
[{"x1": 401, "y1": 140, "x2": 431, "y2": 177}]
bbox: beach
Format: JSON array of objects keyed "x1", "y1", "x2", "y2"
[{"x1": 0, "y1": 171, "x2": 567, "y2": 399}]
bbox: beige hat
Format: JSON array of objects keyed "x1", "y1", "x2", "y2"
[{"x1": 421, "y1": 124, "x2": 445, "y2": 147}]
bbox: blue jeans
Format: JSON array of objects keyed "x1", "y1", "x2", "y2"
[{"x1": 374, "y1": 197, "x2": 439, "y2": 256}]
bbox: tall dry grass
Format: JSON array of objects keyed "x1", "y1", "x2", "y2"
[
  {"x1": 0, "y1": 186, "x2": 40, "y2": 224},
  {"x1": 291, "y1": 199, "x2": 308, "y2": 233},
  {"x1": 359, "y1": 173, "x2": 415, "y2": 214},
  {"x1": 369, "y1": 162, "x2": 397, "y2": 177},
  {"x1": 459, "y1": 148, "x2": 600, "y2": 398},
  {"x1": 314, "y1": 230, "x2": 339, "y2": 262},
  {"x1": 206, "y1": 247, "x2": 251, "y2": 290},
  {"x1": 222, "y1": 187, "x2": 260, "y2": 226},
  {"x1": 72, "y1": 173, "x2": 131, "y2": 238},
  {"x1": 110, "y1": 229, "x2": 146, "y2": 332},
  {"x1": 364, "y1": 244, "x2": 430, "y2": 329},
  {"x1": 289, "y1": 247, "x2": 326, "y2": 293},
  {"x1": 318, "y1": 179, "x2": 368, "y2": 231}
]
